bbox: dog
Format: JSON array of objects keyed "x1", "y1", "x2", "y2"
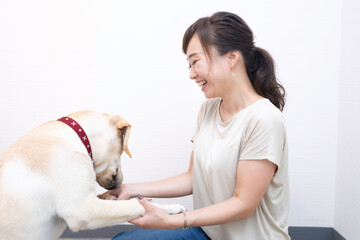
[{"x1": 0, "y1": 110, "x2": 184, "y2": 240}]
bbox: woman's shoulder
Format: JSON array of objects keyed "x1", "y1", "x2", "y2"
[
  {"x1": 198, "y1": 97, "x2": 221, "y2": 114},
  {"x1": 248, "y1": 99, "x2": 285, "y2": 127}
]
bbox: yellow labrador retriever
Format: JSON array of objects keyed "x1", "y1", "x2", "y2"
[{"x1": 0, "y1": 110, "x2": 184, "y2": 240}]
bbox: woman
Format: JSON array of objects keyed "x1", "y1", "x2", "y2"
[{"x1": 100, "y1": 11, "x2": 290, "y2": 240}]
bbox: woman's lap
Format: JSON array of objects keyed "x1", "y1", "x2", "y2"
[{"x1": 112, "y1": 227, "x2": 211, "y2": 240}]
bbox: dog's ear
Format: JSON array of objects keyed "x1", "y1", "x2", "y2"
[{"x1": 110, "y1": 115, "x2": 132, "y2": 158}]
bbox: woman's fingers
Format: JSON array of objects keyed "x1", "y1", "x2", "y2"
[
  {"x1": 137, "y1": 196, "x2": 153, "y2": 212},
  {"x1": 97, "y1": 191, "x2": 117, "y2": 200}
]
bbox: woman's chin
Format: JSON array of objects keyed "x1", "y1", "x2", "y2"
[
  {"x1": 203, "y1": 91, "x2": 215, "y2": 99},
  {"x1": 201, "y1": 84, "x2": 215, "y2": 99}
]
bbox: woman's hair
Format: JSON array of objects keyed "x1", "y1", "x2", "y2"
[{"x1": 182, "y1": 12, "x2": 286, "y2": 111}]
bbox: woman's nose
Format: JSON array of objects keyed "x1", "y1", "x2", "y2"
[{"x1": 189, "y1": 68, "x2": 197, "y2": 80}]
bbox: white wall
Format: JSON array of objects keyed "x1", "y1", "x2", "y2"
[
  {"x1": 334, "y1": 0, "x2": 360, "y2": 239},
  {"x1": 276, "y1": 1, "x2": 341, "y2": 227},
  {"x1": 0, "y1": 0, "x2": 343, "y2": 227}
]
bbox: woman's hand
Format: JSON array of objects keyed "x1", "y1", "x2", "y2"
[
  {"x1": 97, "y1": 191, "x2": 117, "y2": 200},
  {"x1": 130, "y1": 197, "x2": 177, "y2": 229},
  {"x1": 97, "y1": 184, "x2": 132, "y2": 200}
]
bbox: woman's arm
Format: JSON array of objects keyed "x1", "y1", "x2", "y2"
[
  {"x1": 99, "y1": 151, "x2": 194, "y2": 200},
  {"x1": 131, "y1": 158, "x2": 276, "y2": 229}
]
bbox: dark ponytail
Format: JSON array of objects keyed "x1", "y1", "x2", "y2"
[
  {"x1": 183, "y1": 12, "x2": 286, "y2": 111},
  {"x1": 247, "y1": 47, "x2": 286, "y2": 111}
]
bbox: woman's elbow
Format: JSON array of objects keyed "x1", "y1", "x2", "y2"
[
  {"x1": 243, "y1": 206, "x2": 256, "y2": 219},
  {"x1": 232, "y1": 197, "x2": 257, "y2": 220}
]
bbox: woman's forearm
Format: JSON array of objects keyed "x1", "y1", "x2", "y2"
[
  {"x1": 124, "y1": 151, "x2": 194, "y2": 199},
  {"x1": 167, "y1": 196, "x2": 253, "y2": 229},
  {"x1": 124, "y1": 171, "x2": 193, "y2": 199}
]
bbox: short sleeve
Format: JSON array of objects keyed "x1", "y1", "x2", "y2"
[{"x1": 239, "y1": 111, "x2": 286, "y2": 166}]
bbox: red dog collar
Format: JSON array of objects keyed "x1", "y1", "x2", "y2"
[{"x1": 58, "y1": 117, "x2": 93, "y2": 162}]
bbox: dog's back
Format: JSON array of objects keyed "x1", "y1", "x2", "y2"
[
  {"x1": 0, "y1": 123, "x2": 68, "y2": 240},
  {"x1": 0, "y1": 111, "x2": 184, "y2": 240}
]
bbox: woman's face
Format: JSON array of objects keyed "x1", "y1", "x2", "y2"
[{"x1": 186, "y1": 34, "x2": 230, "y2": 99}]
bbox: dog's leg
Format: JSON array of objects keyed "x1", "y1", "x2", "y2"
[
  {"x1": 52, "y1": 153, "x2": 185, "y2": 232},
  {"x1": 61, "y1": 197, "x2": 185, "y2": 232}
]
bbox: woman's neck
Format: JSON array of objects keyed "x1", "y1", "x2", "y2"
[{"x1": 220, "y1": 72, "x2": 262, "y2": 117}]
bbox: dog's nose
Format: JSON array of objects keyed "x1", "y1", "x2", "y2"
[
  {"x1": 103, "y1": 175, "x2": 118, "y2": 190},
  {"x1": 107, "y1": 184, "x2": 117, "y2": 190},
  {"x1": 104, "y1": 180, "x2": 117, "y2": 190}
]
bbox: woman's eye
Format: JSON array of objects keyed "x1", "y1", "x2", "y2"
[{"x1": 188, "y1": 60, "x2": 198, "y2": 69}]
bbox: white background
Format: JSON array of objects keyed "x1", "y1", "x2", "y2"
[
  {"x1": 0, "y1": 0, "x2": 359, "y2": 238},
  {"x1": 334, "y1": 0, "x2": 360, "y2": 239}
]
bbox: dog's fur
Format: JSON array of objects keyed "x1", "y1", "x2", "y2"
[{"x1": 0, "y1": 110, "x2": 184, "y2": 240}]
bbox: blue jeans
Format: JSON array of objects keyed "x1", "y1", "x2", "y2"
[{"x1": 112, "y1": 227, "x2": 211, "y2": 240}]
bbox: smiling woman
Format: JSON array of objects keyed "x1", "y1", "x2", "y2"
[
  {"x1": 100, "y1": 11, "x2": 290, "y2": 240},
  {"x1": 182, "y1": 12, "x2": 285, "y2": 111}
]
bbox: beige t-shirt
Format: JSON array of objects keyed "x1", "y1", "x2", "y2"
[{"x1": 192, "y1": 98, "x2": 290, "y2": 240}]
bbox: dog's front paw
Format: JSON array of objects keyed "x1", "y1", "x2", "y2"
[{"x1": 162, "y1": 204, "x2": 186, "y2": 215}]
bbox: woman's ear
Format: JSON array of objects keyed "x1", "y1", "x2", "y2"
[{"x1": 227, "y1": 50, "x2": 242, "y2": 68}]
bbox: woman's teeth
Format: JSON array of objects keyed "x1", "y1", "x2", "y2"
[{"x1": 198, "y1": 80, "x2": 207, "y2": 87}]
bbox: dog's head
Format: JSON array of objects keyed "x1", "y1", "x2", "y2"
[{"x1": 93, "y1": 114, "x2": 132, "y2": 190}]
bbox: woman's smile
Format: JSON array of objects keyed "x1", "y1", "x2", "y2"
[{"x1": 197, "y1": 80, "x2": 207, "y2": 91}]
